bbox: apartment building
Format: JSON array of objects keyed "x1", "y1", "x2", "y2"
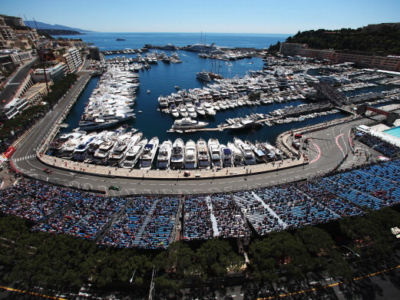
[
  {"x1": 63, "y1": 47, "x2": 82, "y2": 73},
  {"x1": 280, "y1": 42, "x2": 400, "y2": 71}
]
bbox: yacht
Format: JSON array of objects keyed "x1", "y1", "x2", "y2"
[
  {"x1": 229, "y1": 118, "x2": 262, "y2": 130},
  {"x1": 186, "y1": 103, "x2": 198, "y2": 118},
  {"x1": 246, "y1": 140, "x2": 267, "y2": 163},
  {"x1": 108, "y1": 132, "x2": 136, "y2": 165},
  {"x1": 187, "y1": 43, "x2": 220, "y2": 53},
  {"x1": 227, "y1": 142, "x2": 245, "y2": 166},
  {"x1": 170, "y1": 138, "x2": 185, "y2": 169},
  {"x1": 234, "y1": 138, "x2": 256, "y2": 165},
  {"x1": 208, "y1": 138, "x2": 222, "y2": 169},
  {"x1": 158, "y1": 96, "x2": 169, "y2": 108},
  {"x1": 260, "y1": 141, "x2": 283, "y2": 160},
  {"x1": 178, "y1": 105, "x2": 189, "y2": 118},
  {"x1": 157, "y1": 139, "x2": 173, "y2": 170},
  {"x1": 170, "y1": 104, "x2": 180, "y2": 118},
  {"x1": 203, "y1": 102, "x2": 216, "y2": 116},
  {"x1": 60, "y1": 137, "x2": 83, "y2": 159},
  {"x1": 93, "y1": 139, "x2": 115, "y2": 165},
  {"x1": 139, "y1": 137, "x2": 159, "y2": 170},
  {"x1": 197, "y1": 71, "x2": 211, "y2": 82},
  {"x1": 195, "y1": 102, "x2": 206, "y2": 116},
  {"x1": 72, "y1": 133, "x2": 98, "y2": 161},
  {"x1": 172, "y1": 118, "x2": 208, "y2": 130},
  {"x1": 220, "y1": 144, "x2": 233, "y2": 168},
  {"x1": 120, "y1": 138, "x2": 147, "y2": 168},
  {"x1": 78, "y1": 118, "x2": 119, "y2": 131},
  {"x1": 197, "y1": 138, "x2": 210, "y2": 169},
  {"x1": 51, "y1": 131, "x2": 86, "y2": 154},
  {"x1": 184, "y1": 140, "x2": 197, "y2": 169}
]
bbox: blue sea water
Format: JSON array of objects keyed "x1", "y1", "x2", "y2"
[
  {"x1": 60, "y1": 32, "x2": 348, "y2": 149},
  {"x1": 63, "y1": 32, "x2": 292, "y2": 51},
  {"x1": 384, "y1": 126, "x2": 400, "y2": 139}
]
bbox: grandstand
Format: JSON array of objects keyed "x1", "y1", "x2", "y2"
[{"x1": 1, "y1": 159, "x2": 400, "y2": 249}]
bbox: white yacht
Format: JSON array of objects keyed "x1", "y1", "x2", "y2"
[
  {"x1": 139, "y1": 137, "x2": 159, "y2": 170},
  {"x1": 197, "y1": 71, "x2": 211, "y2": 82},
  {"x1": 78, "y1": 118, "x2": 119, "y2": 131},
  {"x1": 220, "y1": 144, "x2": 233, "y2": 168},
  {"x1": 197, "y1": 138, "x2": 210, "y2": 169},
  {"x1": 203, "y1": 102, "x2": 216, "y2": 116},
  {"x1": 170, "y1": 105, "x2": 180, "y2": 118},
  {"x1": 195, "y1": 102, "x2": 206, "y2": 116},
  {"x1": 185, "y1": 103, "x2": 198, "y2": 118},
  {"x1": 178, "y1": 105, "x2": 189, "y2": 118},
  {"x1": 230, "y1": 118, "x2": 262, "y2": 130},
  {"x1": 208, "y1": 138, "x2": 222, "y2": 168},
  {"x1": 227, "y1": 142, "x2": 244, "y2": 166},
  {"x1": 71, "y1": 132, "x2": 98, "y2": 161},
  {"x1": 170, "y1": 138, "x2": 185, "y2": 169},
  {"x1": 184, "y1": 140, "x2": 197, "y2": 169},
  {"x1": 234, "y1": 138, "x2": 256, "y2": 165},
  {"x1": 108, "y1": 132, "x2": 136, "y2": 165},
  {"x1": 158, "y1": 96, "x2": 168, "y2": 108},
  {"x1": 172, "y1": 118, "x2": 208, "y2": 130},
  {"x1": 157, "y1": 139, "x2": 173, "y2": 170},
  {"x1": 120, "y1": 138, "x2": 147, "y2": 168}
]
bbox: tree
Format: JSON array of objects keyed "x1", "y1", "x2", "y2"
[{"x1": 196, "y1": 239, "x2": 243, "y2": 281}]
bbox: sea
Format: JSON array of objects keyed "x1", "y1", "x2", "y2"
[{"x1": 56, "y1": 32, "x2": 392, "y2": 150}]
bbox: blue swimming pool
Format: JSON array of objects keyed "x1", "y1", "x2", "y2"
[{"x1": 384, "y1": 126, "x2": 400, "y2": 138}]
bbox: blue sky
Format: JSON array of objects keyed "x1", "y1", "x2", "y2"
[{"x1": 2, "y1": 0, "x2": 399, "y2": 34}]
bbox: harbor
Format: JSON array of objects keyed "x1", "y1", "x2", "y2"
[{"x1": 47, "y1": 42, "x2": 400, "y2": 174}]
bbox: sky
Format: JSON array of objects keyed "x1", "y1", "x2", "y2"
[{"x1": 2, "y1": 0, "x2": 399, "y2": 34}]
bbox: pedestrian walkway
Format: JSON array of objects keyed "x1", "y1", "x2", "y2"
[
  {"x1": 132, "y1": 199, "x2": 159, "y2": 246},
  {"x1": 252, "y1": 192, "x2": 287, "y2": 229}
]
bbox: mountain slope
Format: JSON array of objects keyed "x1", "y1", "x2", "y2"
[{"x1": 24, "y1": 21, "x2": 92, "y2": 32}]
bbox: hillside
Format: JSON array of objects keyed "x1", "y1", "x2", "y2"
[
  {"x1": 276, "y1": 23, "x2": 400, "y2": 56},
  {"x1": 37, "y1": 29, "x2": 85, "y2": 36},
  {"x1": 25, "y1": 20, "x2": 92, "y2": 32}
]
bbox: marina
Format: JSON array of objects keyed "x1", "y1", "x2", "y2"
[{"x1": 52, "y1": 35, "x2": 400, "y2": 173}]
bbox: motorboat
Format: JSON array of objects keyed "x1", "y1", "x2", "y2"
[
  {"x1": 172, "y1": 118, "x2": 208, "y2": 130},
  {"x1": 157, "y1": 139, "x2": 173, "y2": 170},
  {"x1": 221, "y1": 144, "x2": 233, "y2": 168},
  {"x1": 208, "y1": 138, "x2": 222, "y2": 168},
  {"x1": 184, "y1": 140, "x2": 197, "y2": 169},
  {"x1": 234, "y1": 138, "x2": 256, "y2": 165},
  {"x1": 120, "y1": 138, "x2": 148, "y2": 168},
  {"x1": 139, "y1": 137, "x2": 159, "y2": 170},
  {"x1": 197, "y1": 138, "x2": 210, "y2": 169},
  {"x1": 170, "y1": 138, "x2": 185, "y2": 169},
  {"x1": 227, "y1": 142, "x2": 244, "y2": 166}
]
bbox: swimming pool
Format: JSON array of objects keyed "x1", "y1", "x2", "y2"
[{"x1": 384, "y1": 126, "x2": 400, "y2": 138}]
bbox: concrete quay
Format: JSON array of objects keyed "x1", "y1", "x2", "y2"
[{"x1": 38, "y1": 153, "x2": 307, "y2": 181}]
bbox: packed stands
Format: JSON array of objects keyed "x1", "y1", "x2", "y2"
[{"x1": 1, "y1": 160, "x2": 400, "y2": 247}]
